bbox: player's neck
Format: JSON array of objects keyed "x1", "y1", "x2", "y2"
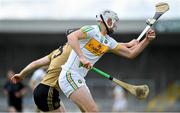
[{"x1": 99, "y1": 22, "x2": 107, "y2": 36}]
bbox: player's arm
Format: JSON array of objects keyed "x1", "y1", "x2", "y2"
[
  {"x1": 120, "y1": 39, "x2": 139, "y2": 48},
  {"x1": 11, "y1": 56, "x2": 50, "y2": 84},
  {"x1": 3, "y1": 83, "x2": 8, "y2": 96},
  {"x1": 15, "y1": 83, "x2": 27, "y2": 97},
  {"x1": 67, "y1": 29, "x2": 86, "y2": 57},
  {"x1": 3, "y1": 89, "x2": 8, "y2": 97},
  {"x1": 111, "y1": 29, "x2": 155, "y2": 59},
  {"x1": 19, "y1": 87, "x2": 27, "y2": 97},
  {"x1": 67, "y1": 28, "x2": 92, "y2": 69}
]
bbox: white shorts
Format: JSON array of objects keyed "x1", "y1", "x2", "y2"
[{"x1": 58, "y1": 69, "x2": 89, "y2": 98}]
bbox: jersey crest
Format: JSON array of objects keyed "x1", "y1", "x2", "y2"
[{"x1": 85, "y1": 38, "x2": 108, "y2": 56}]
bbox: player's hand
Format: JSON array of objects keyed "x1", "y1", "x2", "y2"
[
  {"x1": 146, "y1": 28, "x2": 156, "y2": 41},
  {"x1": 15, "y1": 92, "x2": 21, "y2": 98},
  {"x1": 79, "y1": 55, "x2": 92, "y2": 69},
  {"x1": 11, "y1": 74, "x2": 23, "y2": 84}
]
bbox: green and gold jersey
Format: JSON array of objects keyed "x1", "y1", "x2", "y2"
[{"x1": 41, "y1": 44, "x2": 71, "y2": 90}]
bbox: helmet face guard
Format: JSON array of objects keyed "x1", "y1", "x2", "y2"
[
  {"x1": 100, "y1": 14, "x2": 112, "y2": 34},
  {"x1": 96, "y1": 10, "x2": 119, "y2": 35}
]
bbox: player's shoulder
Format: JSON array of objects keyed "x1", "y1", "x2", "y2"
[
  {"x1": 81, "y1": 25, "x2": 99, "y2": 33},
  {"x1": 48, "y1": 49, "x2": 60, "y2": 59}
]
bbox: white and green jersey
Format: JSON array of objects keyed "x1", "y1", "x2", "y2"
[{"x1": 62, "y1": 25, "x2": 118, "y2": 77}]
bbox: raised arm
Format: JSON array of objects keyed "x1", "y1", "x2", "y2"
[
  {"x1": 120, "y1": 39, "x2": 139, "y2": 48},
  {"x1": 111, "y1": 29, "x2": 155, "y2": 59},
  {"x1": 67, "y1": 29, "x2": 86, "y2": 57},
  {"x1": 11, "y1": 56, "x2": 50, "y2": 84},
  {"x1": 67, "y1": 29, "x2": 92, "y2": 69}
]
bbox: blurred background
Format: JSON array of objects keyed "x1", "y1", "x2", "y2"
[{"x1": 0, "y1": 0, "x2": 180, "y2": 112}]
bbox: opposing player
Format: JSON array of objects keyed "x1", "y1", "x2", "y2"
[
  {"x1": 58, "y1": 9, "x2": 156, "y2": 112},
  {"x1": 11, "y1": 44, "x2": 71, "y2": 112}
]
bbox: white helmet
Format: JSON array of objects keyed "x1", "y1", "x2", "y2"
[{"x1": 96, "y1": 9, "x2": 119, "y2": 33}]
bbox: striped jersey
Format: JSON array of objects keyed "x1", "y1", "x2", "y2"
[{"x1": 62, "y1": 25, "x2": 118, "y2": 77}]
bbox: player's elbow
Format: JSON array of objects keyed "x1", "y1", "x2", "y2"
[
  {"x1": 126, "y1": 51, "x2": 137, "y2": 59},
  {"x1": 128, "y1": 55, "x2": 136, "y2": 59},
  {"x1": 126, "y1": 54, "x2": 134, "y2": 59},
  {"x1": 67, "y1": 34, "x2": 72, "y2": 44}
]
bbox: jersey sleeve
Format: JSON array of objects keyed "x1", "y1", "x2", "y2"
[
  {"x1": 47, "y1": 49, "x2": 57, "y2": 60},
  {"x1": 80, "y1": 25, "x2": 96, "y2": 39},
  {"x1": 109, "y1": 36, "x2": 118, "y2": 50},
  {"x1": 47, "y1": 52, "x2": 53, "y2": 60}
]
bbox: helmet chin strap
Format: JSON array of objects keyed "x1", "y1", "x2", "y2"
[{"x1": 100, "y1": 14, "x2": 114, "y2": 35}]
